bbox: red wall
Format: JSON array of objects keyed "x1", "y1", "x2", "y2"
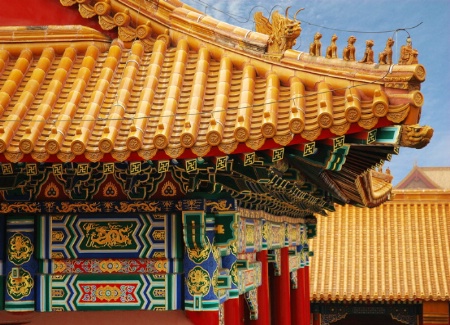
[{"x1": 0, "y1": 0, "x2": 116, "y2": 38}]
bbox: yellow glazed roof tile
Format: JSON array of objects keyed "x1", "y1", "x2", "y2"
[
  {"x1": 310, "y1": 188, "x2": 450, "y2": 302},
  {"x1": 0, "y1": 0, "x2": 432, "y2": 208},
  {"x1": 0, "y1": 1, "x2": 433, "y2": 166},
  {"x1": 0, "y1": 34, "x2": 423, "y2": 163}
]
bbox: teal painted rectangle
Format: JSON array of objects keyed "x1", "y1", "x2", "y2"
[
  {"x1": 185, "y1": 299, "x2": 220, "y2": 311},
  {"x1": 5, "y1": 300, "x2": 35, "y2": 312},
  {"x1": 376, "y1": 126, "x2": 400, "y2": 144},
  {"x1": 165, "y1": 273, "x2": 182, "y2": 310},
  {"x1": 227, "y1": 289, "x2": 239, "y2": 299},
  {"x1": 36, "y1": 215, "x2": 51, "y2": 259},
  {"x1": 166, "y1": 213, "x2": 183, "y2": 259},
  {"x1": 36, "y1": 274, "x2": 52, "y2": 312}
]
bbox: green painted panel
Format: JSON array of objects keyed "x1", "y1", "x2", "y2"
[{"x1": 79, "y1": 221, "x2": 138, "y2": 251}]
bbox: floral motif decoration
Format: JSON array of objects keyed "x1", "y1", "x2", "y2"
[
  {"x1": 161, "y1": 181, "x2": 177, "y2": 197},
  {"x1": 99, "y1": 259, "x2": 123, "y2": 273},
  {"x1": 52, "y1": 258, "x2": 168, "y2": 274},
  {"x1": 45, "y1": 182, "x2": 60, "y2": 198},
  {"x1": 79, "y1": 284, "x2": 138, "y2": 303},
  {"x1": 103, "y1": 181, "x2": 118, "y2": 197}
]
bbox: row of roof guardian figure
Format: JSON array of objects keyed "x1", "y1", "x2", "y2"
[
  {"x1": 309, "y1": 33, "x2": 418, "y2": 65},
  {"x1": 253, "y1": 8, "x2": 418, "y2": 65}
]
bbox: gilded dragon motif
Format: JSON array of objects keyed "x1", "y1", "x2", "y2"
[
  {"x1": 254, "y1": 7, "x2": 303, "y2": 55},
  {"x1": 7, "y1": 269, "x2": 34, "y2": 300},
  {"x1": 400, "y1": 124, "x2": 434, "y2": 149},
  {"x1": 8, "y1": 233, "x2": 34, "y2": 265},
  {"x1": 82, "y1": 222, "x2": 135, "y2": 249}
]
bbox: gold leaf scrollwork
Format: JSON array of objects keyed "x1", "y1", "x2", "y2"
[
  {"x1": 115, "y1": 202, "x2": 161, "y2": 213},
  {"x1": 205, "y1": 200, "x2": 232, "y2": 212},
  {"x1": 187, "y1": 237, "x2": 211, "y2": 264},
  {"x1": 57, "y1": 202, "x2": 101, "y2": 213}
]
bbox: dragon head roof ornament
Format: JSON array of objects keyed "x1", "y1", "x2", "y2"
[{"x1": 254, "y1": 7, "x2": 304, "y2": 57}]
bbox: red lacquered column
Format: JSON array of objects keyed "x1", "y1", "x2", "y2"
[
  {"x1": 298, "y1": 266, "x2": 307, "y2": 325},
  {"x1": 224, "y1": 297, "x2": 241, "y2": 325},
  {"x1": 304, "y1": 265, "x2": 311, "y2": 325},
  {"x1": 186, "y1": 310, "x2": 220, "y2": 325},
  {"x1": 250, "y1": 250, "x2": 270, "y2": 325},
  {"x1": 271, "y1": 247, "x2": 291, "y2": 325},
  {"x1": 290, "y1": 267, "x2": 303, "y2": 325}
]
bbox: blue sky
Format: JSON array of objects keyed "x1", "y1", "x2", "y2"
[{"x1": 183, "y1": 0, "x2": 450, "y2": 185}]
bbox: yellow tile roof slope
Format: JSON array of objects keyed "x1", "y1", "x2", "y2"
[
  {"x1": 309, "y1": 189, "x2": 450, "y2": 302},
  {"x1": 395, "y1": 166, "x2": 450, "y2": 190},
  {"x1": 0, "y1": 0, "x2": 430, "y2": 164},
  {"x1": 415, "y1": 167, "x2": 450, "y2": 190}
]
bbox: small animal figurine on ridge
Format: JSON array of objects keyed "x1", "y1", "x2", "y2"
[
  {"x1": 378, "y1": 37, "x2": 395, "y2": 64},
  {"x1": 309, "y1": 32, "x2": 322, "y2": 56},
  {"x1": 342, "y1": 36, "x2": 357, "y2": 61},
  {"x1": 326, "y1": 34, "x2": 338, "y2": 59},
  {"x1": 359, "y1": 39, "x2": 374, "y2": 63}
]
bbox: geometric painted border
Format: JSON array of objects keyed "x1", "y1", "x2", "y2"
[
  {"x1": 51, "y1": 214, "x2": 164, "y2": 259},
  {"x1": 51, "y1": 274, "x2": 182, "y2": 311}
]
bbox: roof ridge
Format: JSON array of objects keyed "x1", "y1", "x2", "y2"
[{"x1": 395, "y1": 164, "x2": 442, "y2": 189}]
